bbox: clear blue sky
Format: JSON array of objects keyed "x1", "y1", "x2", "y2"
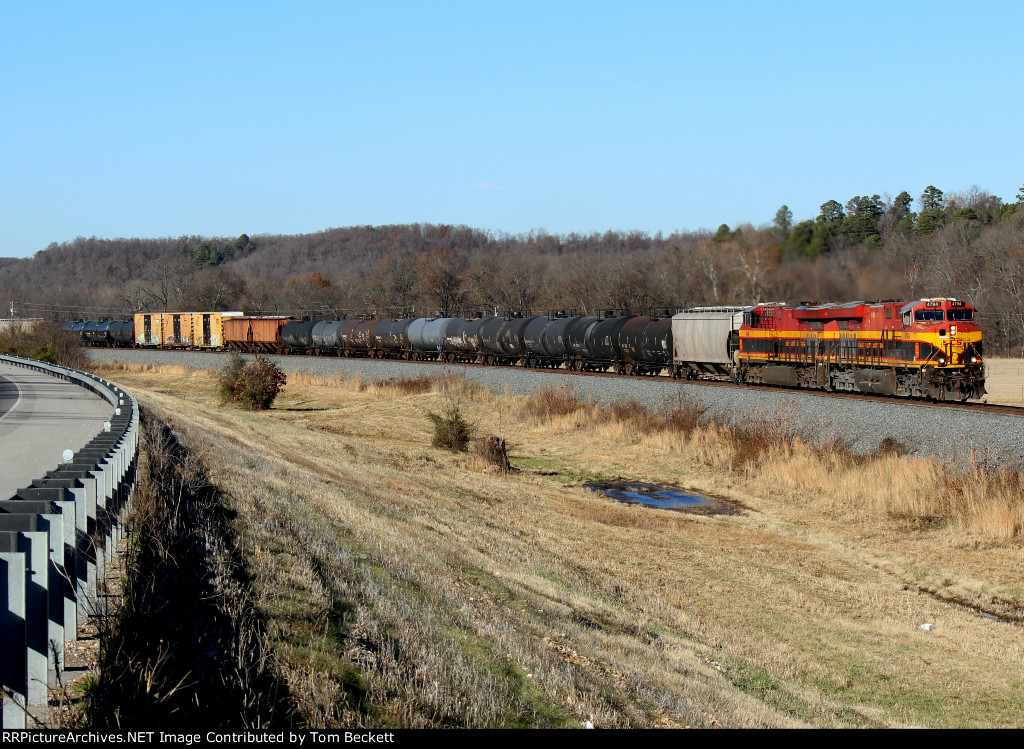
[{"x1": 2, "y1": 0, "x2": 1021, "y2": 258}]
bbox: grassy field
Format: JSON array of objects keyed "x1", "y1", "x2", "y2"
[
  {"x1": 984, "y1": 357, "x2": 1024, "y2": 406},
  {"x1": 93, "y1": 361, "x2": 1024, "y2": 728}
]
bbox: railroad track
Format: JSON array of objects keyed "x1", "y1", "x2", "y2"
[{"x1": 90, "y1": 345, "x2": 1024, "y2": 418}]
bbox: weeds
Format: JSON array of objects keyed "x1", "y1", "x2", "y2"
[
  {"x1": 85, "y1": 410, "x2": 294, "y2": 729},
  {"x1": 600, "y1": 394, "x2": 710, "y2": 436},
  {"x1": 876, "y1": 436, "x2": 910, "y2": 457},
  {"x1": 374, "y1": 374, "x2": 433, "y2": 394},
  {"x1": 524, "y1": 382, "x2": 586, "y2": 420}
]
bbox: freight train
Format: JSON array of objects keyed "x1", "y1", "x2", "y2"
[{"x1": 64, "y1": 297, "x2": 987, "y2": 401}]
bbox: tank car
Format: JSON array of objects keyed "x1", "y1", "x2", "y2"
[
  {"x1": 374, "y1": 318, "x2": 414, "y2": 357},
  {"x1": 578, "y1": 316, "x2": 634, "y2": 371},
  {"x1": 282, "y1": 320, "x2": 317, "y2": 350},
  {"x1": 537, "y1": 315, "x2": 585, "y2": 369},
  {"x1": 617, "y1": 316, "x2": 672, "y2": 376},
  {"x1": 443, "y1": 318, "x2": 485, "y2": 362}
]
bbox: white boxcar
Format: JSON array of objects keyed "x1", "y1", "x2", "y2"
[{"x1": 671, "y1": 307, "x2": 748, "y2": 377}]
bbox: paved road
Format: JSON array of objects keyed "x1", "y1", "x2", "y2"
[{"x1": 0, "y1": 362, "x2": 113, "y2": 499}]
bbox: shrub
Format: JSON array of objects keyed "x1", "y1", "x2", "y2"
[
  {"x1": 428, "y1": 406, "x2": 472, "y2": 451},
  {"x1": 218, "y1": 353, "x2": 248, "y2": 404},
  {"x1": 219, "y1": 354, "x2": 287, "y2": 411},
  {"x1": 598, "y1": 393, "x2": 709, "y2": 436}
]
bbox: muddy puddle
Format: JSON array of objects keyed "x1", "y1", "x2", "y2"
[{"x1": 585, "y1": 481, "x2": 742, "y2": 516}]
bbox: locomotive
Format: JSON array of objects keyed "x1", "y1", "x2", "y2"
[
  {"x1": 63, "y1": 297, "x2": 986, "y2": 402},
  {"x1": 676, "y1": 299, "x2": 985, "y2": 401}
]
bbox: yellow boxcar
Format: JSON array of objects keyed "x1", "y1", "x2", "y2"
[
  {"x1": 134, "y1": 313, "x2": 164, "y2": 346},
  {"x1": 134, "y1": 311, "x2": 244, "y2": 348},
  {"x1": 188, "y1": 312, "x2": 244, "y2": 348}
]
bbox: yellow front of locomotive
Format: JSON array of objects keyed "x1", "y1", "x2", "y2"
[{"x1": 902, "y1": 299, "x2": 985, "y2": 400}]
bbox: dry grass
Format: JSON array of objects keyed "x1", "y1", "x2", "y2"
[
  {"x1": 85, "y1": 411, "x2": 293, "y2": 729},
  {"x1": 523, "y1": 382, "x2": 587, "y2": 420},
  {"x1": 91, "y1": 361, "x2": 1024, "y2": 728}
]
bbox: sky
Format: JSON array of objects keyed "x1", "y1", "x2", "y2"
[{"x1": 1, "y1": 0, "x2": 1022, "y2": 258}]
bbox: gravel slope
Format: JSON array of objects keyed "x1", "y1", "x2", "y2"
[{"x1": 89, "y1": 348, "x2": 1024, "y2": 467}]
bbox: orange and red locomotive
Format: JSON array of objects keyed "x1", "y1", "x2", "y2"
[{"x1": 736, "y1": 298, "x2": 985, "y2": 401}]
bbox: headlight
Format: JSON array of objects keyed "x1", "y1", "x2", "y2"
[
  {"x1": 938, "y1": 356, "x2": 947, "y2": 365},
  {"x1": 970, "y1": 356, "x2": 979, "y2": 364}
]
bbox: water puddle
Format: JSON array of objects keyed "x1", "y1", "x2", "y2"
[{"x1": 585, "y1": 481, "x2": 742, "y2": 515}]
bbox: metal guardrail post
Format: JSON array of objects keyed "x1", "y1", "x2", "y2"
[{"x1": 0, "y1": 355, "x2": 138, "y2": 727}]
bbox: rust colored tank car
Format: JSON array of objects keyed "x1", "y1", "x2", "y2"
[
  {"x1": 349, "y1": 320, "x2": 379, "y2": 354},
  {"x1": 338, "y1": 320, "x2": 362, "y2": 353}
]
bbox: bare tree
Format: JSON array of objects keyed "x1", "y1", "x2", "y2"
[{"x1": 415, "y1": 249, "x2": 467, "y2": 316}]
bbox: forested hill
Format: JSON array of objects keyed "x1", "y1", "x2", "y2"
[{"x1": 2, "y1": 184, "x2": 1023, "y2": 355}]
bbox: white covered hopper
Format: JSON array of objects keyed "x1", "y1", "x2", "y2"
[{"x1": 672, "y1": 307, "x2": 747, "y2": 375}]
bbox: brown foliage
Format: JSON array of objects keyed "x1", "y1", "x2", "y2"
[
  {"x1": 523, "y1": 382, "x2": 586, "y2": 420},
  {"x1": 219, "y1": 354, "x2": 287, "y2": 410},
  {"x1": 0, "y1": 320, "x2": 88, "y2": 370}
]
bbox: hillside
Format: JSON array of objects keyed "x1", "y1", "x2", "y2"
[
  {"x1": 3, "y1": 185, "x2": 1023, "y2": 354},
  {"x1": 83, "y1": 361, "x2": 1024, "y2": 728}
]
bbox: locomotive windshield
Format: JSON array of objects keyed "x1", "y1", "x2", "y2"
[
  {"x1": 947, "y1": 309, "x2": 974, "y2": 321},
  {"x1": 914, "y1": 310, "x2": 944, "y2": 322}
]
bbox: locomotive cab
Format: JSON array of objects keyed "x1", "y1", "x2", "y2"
[{"x1": 901, "y1": 299, "x2": 982, "y2": 369}]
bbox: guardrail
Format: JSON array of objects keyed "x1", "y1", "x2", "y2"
[{"x1": 0, "y1": 355, "x2": 139, "y2": 728}]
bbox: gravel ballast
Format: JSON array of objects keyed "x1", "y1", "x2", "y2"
[{"x1": 89, "y1": 348, "x2": 1024, "y2": 467}]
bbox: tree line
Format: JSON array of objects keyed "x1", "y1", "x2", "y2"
[{"x1": 2, "y1": 183, "x2": 1023, "y2": 355}]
